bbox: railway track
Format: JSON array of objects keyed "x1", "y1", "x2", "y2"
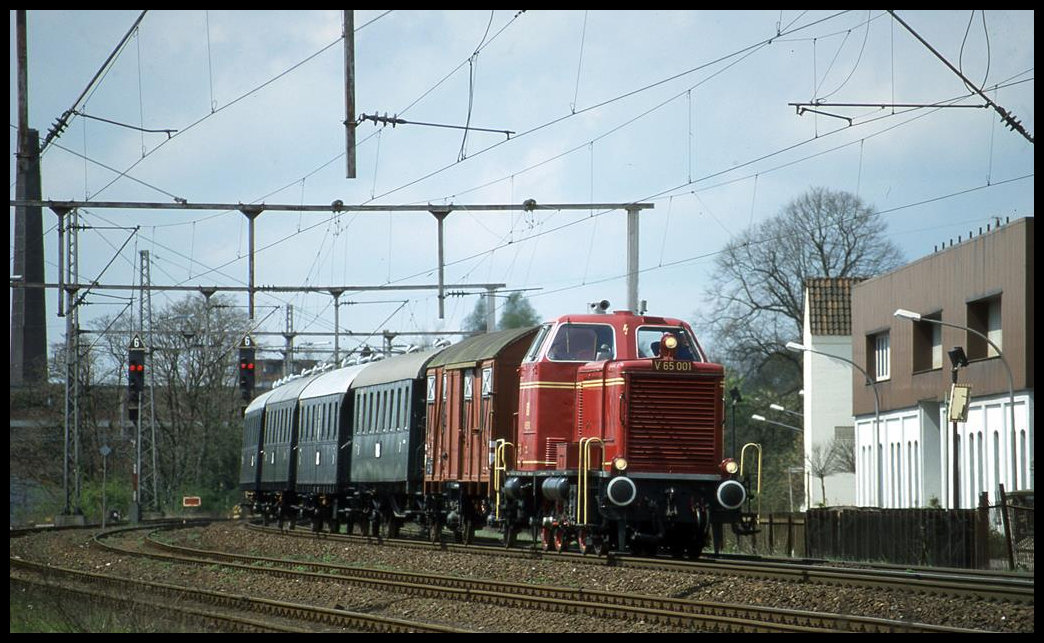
[
  {"x1": 85, "y1": 523, "x2": 986, "y2": 633},
  {"x1": 10, "y1": 557, "x2": 464, "y2": 633},
  {"x1": 244, "y1": 520, "x2": 1035, "y2": 605},
  {"x1": 11, "y1": 521, "x2": 1030, "y2": 632}
]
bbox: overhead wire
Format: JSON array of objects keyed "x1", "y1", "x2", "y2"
[{"x1": 38, "y1": 11, "x2": 1027, "y2": 336}]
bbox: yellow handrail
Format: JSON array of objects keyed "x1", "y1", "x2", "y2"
[
  {"x1": 493, "y1": 439, "x2": 513, "y2": 521},
  {"x1": 577, "y1": 437, "x2": 604, "y2": 525}
]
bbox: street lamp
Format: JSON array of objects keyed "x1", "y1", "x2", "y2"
[
  {"x1": 894, "y1": 308, "x2": 1019, "y2": 493},
  {"x1": 751, "y1": 414, "x2": 803, "y2": 433},
  {"x1": 786, "y1": 340, "x2": 882, "y2": 507},
  {"x1": 770, "y1": 403, "x2": 804, "y2": 420}
]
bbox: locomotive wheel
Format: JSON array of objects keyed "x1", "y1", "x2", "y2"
[
  {"x1": 687, "y1": 532, "x2": 706, "y2": 560},
  {"x1": 540, "y1": 526, "x2": 554, "y2": 551},
  {"x1": 554, "y1": 527, "x2": 570, "y2": 553},
  {"x1": 368, "y1": 515, "x2": 381, "y2": 538},
  {"x1": 452, "y1": 518, "x2": 475, "y2": 544},
  {"x1": 577, "y1": 528, "x2": 590, "y2": 555},
  {"x1": 462, "y1": 519, "x2": 475, "y2": 545},
  {"x1": 387, "y1": 517, "x2": 402, "y2": 539},
  {"x1": 429, "y1": 521, "x2": 442, "y2": 544}
]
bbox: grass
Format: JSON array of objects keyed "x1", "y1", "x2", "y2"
[{"x1": 10, "y1": 583, "x2": 196, "y2": 633}]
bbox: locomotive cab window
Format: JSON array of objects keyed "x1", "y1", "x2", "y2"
[
  {"x1": 637, "y1": 326, "x2": 702, "y2": 361},
  {"x1": 547, "y1": 323, "x2": 615, "y2": 362},
  {"x1": 522, "y1": 323, "x2": 553, "y2": 362}
]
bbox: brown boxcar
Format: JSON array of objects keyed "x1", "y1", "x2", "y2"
[{"x1": 423, "y1": 326, "x2": 539, "y2": 541}]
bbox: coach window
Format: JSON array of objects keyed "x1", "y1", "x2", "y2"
[
  {"x1": 394, "y1": 389, "x2": 401, "y2": 429},
  {"x1": 481, "y1": 366, "x2": 493, "y2": 397},
  {"x1": 380, "y1": 390, "x2": 388, "y2": 432},
  {"x1": 326, "y1": 402, "x2": 333, "y2": 439},
  {"x1": 464, "y1": 371, "x2": 474, "y2": 400}
]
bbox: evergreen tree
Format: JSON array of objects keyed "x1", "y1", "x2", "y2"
[{"x1": 498, "y1": 292, "x2": 541, "y2": 329}]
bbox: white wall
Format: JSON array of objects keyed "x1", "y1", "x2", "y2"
[
  {"x1": 803, "y1": 333, "x2": 857, "y2": 507},
  {"x1": 940, "y1": 392, "x2": 1034, "y2": 510}
]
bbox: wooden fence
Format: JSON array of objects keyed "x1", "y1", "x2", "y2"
[{"x1": 720, "y1": 487, "x2": 1032, "y2": 571}]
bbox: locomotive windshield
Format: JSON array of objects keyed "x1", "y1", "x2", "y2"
[
  {"x1": 637, "y1": 325, "x2": 702, "y2": 361},
  {"x1": 546, "y1": 323, "x2": 615, "y2": 362}
]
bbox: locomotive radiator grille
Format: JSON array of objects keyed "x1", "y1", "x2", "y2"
[{"x1": 626, "y1": 375, "x2": 719, "y2": 473}]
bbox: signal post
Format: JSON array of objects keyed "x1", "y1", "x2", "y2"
[
  {"x1": 239, "y1": 336, "x2": 256, "y2": 404},
  {"x1": 128, "y1": 335, "x2": 145, "y2": 522}
]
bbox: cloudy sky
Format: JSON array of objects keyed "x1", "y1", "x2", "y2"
[{"x1": 10, "y1": 10, "x2": 1034, "y2": 365}]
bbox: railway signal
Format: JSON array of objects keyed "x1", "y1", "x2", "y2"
[
  {"x1": 128, "y1": 335, "x2": 145, "y2": 396},
  {"x1": 239, "y1": 336, "x2": 256, "y2": 401}
]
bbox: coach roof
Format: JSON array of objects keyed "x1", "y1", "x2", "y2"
[
  {"x1": 353, "y1": 348, "x2": 441, "y2": 387},
  {"x1": 427, "y1": 326, "x2": 538, "y2": 370}
]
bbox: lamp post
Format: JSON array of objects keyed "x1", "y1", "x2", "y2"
[
  {"x1": 947, "y1": 346, "x2": 969, "y2": 509},
  {"x1": 894, "y1": 308, "x2": 1019, "y2": 493},
  {"x1": 751, "y1": 413, "x2": 803, "y2": 433},
  {"x1": 786, "y1": 341, "x2": 882, "y2": 507},
  {"x1": 730, "y1": 387, "x2": 742, "y2": 458}
]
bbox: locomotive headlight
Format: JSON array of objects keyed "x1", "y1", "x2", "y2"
[
  {"x1": 721, "y1": 458, "x2": 739, "y2": 475},
  {"x1": 612, "y1": 456, "x2": 628, "y2": 472},
  {"x1": 663, "y1": 335, "x2": 678, "y2": 350}
]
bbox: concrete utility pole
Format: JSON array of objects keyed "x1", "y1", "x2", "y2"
[{"x1": 344, "y1": 10, "x2": 356, "y2": 179}]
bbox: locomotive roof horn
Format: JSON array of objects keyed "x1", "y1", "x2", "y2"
[{"x1": 589, "y1": 300, "x2": 610, "y2": 314}]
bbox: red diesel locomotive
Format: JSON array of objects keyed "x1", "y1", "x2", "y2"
[{"x1": 425, "y1": 303, "x2": 757, "y2": 557}]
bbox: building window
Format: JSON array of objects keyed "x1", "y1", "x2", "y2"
[
  {"x1": 911, "y1": 312, "x2": 943, "y2": 372},
  {"x1": 833, "y1": 426, "x2": 855, "y2": 473},
  {"x1": 868, "y1": 331, "x2": 890, "y2": 381},
  {"x1": 967, "y1": 295, "x2": 1001, "y2": 360}
]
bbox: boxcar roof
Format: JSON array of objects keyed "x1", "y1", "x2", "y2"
[
  {"x1": 299, "y1": 363, "x2": 368, "y2": 400},
  {"x1": 352, "y1": 348, "x2": 441, "y2": 387},
  {"x1": 243, "y1": 387, "x2": 277, "y2": 415},
  {"x1": 427, "y1": 326, "x2": 538, "y2": 370},
  {"x1": 266, "y1": 372, "x2": 320, "y2": 405}
]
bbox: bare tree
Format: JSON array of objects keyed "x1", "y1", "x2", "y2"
[
  {"x1": 830, "y1": 434, "x2": 856, "y2": 474},
  {"x1": 697, "y1": 187, "x2": 904, "y2": 382},
  {"x1": 806, "y1": 443, "x2": 840, "y2": 507},
  {"x1": 806, "y1": 437, "x2": 856, "y2": 506},
  {"x1": 91, "y1": 294, "x2": 251, "y2": 508}
]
